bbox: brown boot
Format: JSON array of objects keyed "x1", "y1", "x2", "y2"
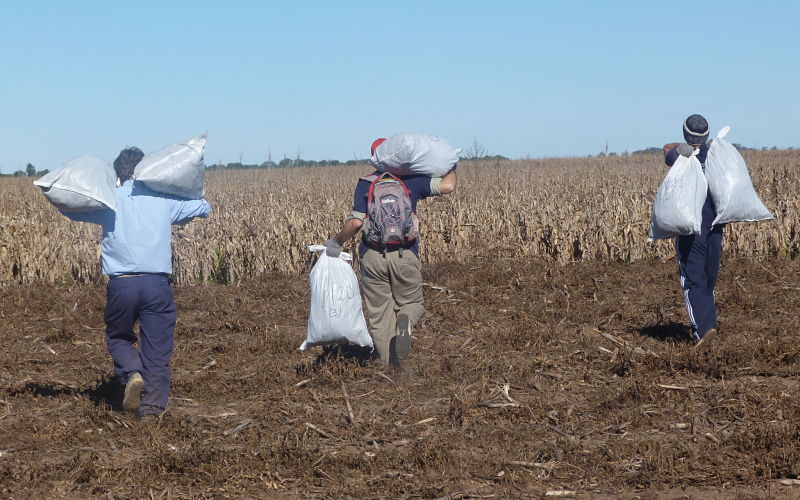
[
  {"x1": 694, "y1": 328, "x2": 718, "y2": 352},
  {"x1": 122, "y1": 372, "x2": 144, "y2": 412}
]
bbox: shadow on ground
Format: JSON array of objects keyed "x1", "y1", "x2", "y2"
[
  {"x1": 637, "y1": 321, "x2": 692, "y2": 343},
  {"x1": 10, "y1": 376, "x2": 122, "y2": 411}
]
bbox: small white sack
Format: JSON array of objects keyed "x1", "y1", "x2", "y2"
[
  {"x1": 134, "y1": 134, "x2": 206, "y2": 199},
  {"x1": 705, "y1": 126, "x2": 772, "y2": 225},
  {"x1": 371, "y1": 133, "x2": 461, "y2": 178},
  {"x1": 300, "y1": 245, "x2": 373, "y2": 350},
  {"x1": 34, "y1": 155, "x2": 117, "y2": 212},
  {"x1": 648, "y1": 149, "x2": 708, "y2": 241}
]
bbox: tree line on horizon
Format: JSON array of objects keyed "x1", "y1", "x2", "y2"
[
  {"x1": 0, "y1": 163, "x2": 47, "y2": 178},
  {"x1": 1, "y1": 143, "x2": 792, "y2": 177}
]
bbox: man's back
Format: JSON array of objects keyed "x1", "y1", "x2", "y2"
[{"x1": 63, "y1": 180, "x2": 211, "y2": 275}]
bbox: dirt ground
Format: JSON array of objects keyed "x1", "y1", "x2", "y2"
[{"x1": 1, "y1": 256, "x2": 800, "y2": 499}]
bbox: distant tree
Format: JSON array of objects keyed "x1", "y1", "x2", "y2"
[
  {"x1": 464, "y1": 138, "x2": 488, "y2": 159},
  {"x1": 13, "y1": 170, "x2": 26, "y2": 177},
  {"x1": 37, "y1": 169, "x2": 50, "y2": 176},
  {"x1": 631, "y1": 147, "x2": 661, "y2": 155},
  {"x1": 25, "y1": 163, "x2": 36, "y2": 177}
]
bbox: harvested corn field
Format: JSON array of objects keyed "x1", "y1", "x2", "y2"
[
  {"x1": 1, "y1": 256, "x2": 800, "y2": 498},
  {"x1": 2, "y1": 152, "x2": 800, "y2": 498},
  {"x1": 2, "y1": 150, "x2": 798, "y2": 285}
]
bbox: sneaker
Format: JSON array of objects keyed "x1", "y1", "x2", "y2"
[
  {"x1": 694, "y1": 328, "x2": 718, "y2": 352},
  {"x1": 122, "y1": 372, "x2": 144, "y2": 412},
  {"x1": 394, "y1": 313, "x2": 412, "y2": 360}
]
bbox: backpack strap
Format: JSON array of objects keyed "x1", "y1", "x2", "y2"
[{"x1": 362, "y1": 174, "x2": 382, "y2": 207}]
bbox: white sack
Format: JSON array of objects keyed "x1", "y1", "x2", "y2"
[
  {"x1": 300, "y1": 245, "x2": 373, "y2": 351},
  {"x1": 705, "y1": 126, "x2": 772, "y2": 225},
  {"x1": 370, "y1": 133, "x2": 461, "y2": 178},
  {"x1": 134, "y1": 134, "x2": 206, "y2": 199},
  {"x1": 648, "y1": 149, "x2": 708, "y2": 241},
  {"x1": 34, "y1": 155, "x2": 117, "y2": 212}
]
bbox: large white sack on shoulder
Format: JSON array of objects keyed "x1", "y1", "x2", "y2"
[
  {"x1": 705, "y1": 126, "x2": 772, "y2": 225},
  {"x1": 648, "y1": 150, "x2": 707, "y2": 241},
  {"x1": 134, "y1": 134, "x2": 206, "y2": 199},
  {"x1": 371, "y1": 133, "x2": 461, "y2": 178},
  {"x1": 300, "y1": 245, "x2": 373, "y2": 351},
  {"x1": 34, "y1": 155, "x2": 117, "y2": 212}
]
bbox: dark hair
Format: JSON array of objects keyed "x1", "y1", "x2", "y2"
[
  {"x1": 113, "y1": 147, "x2": 144, "y2": 183},
  {"x1": 683, "y1": 114, "x2": 709, "y2": 146}
]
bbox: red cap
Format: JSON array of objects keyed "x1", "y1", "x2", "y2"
[{"x1": 370, "y1": 138, "x2": 386, "y2": 156}]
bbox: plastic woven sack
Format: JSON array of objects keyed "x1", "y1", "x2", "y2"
[
  {"x1": 705, "y1": 126, "x2": 772, "y2": 225},
  {"x1": 648, "y1": 149, "x2": 708, "y2": 241},
  {"x1": 370, "y1": 133, "x2": 461, "y2": 178},
  {"x1": 300, "y1": 245, "x2": 373, "y2": 351},
  {"x1": 134, "y1": 134, "x2": 206, "y2": 199},
  {"x1": 34, "y1": 155, "x2": 117, "y2": 212}
]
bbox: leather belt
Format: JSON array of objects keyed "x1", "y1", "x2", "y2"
[{"x1": 109, "y1": 273, "x2": 166, "y2": 279}]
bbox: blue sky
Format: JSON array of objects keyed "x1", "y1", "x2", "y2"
[{"x1": 0, "y1": 1, "x2": 798, "y2": 172}]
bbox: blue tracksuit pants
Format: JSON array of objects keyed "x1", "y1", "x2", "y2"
[
  {"x1": 104, "y1": 274, "x2": 176, "y2": 415},
  {"x1": 676, "y1": 225, "x2": 723, "y2": 340}
]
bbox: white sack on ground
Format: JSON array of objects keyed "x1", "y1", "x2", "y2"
[
  {"x1": 34, "y1": 155, "x2": 117, "y2": 212},
  {"x1": 134, "y1": 134, "x2": 206, "y2": 199},
  {"x1": 300, "y1": 245, "x2": 373, "y2": 351},
  {"x1": 705, "y1": 126, "x2": 773, "y2": 225},
  {"x1": 648, "y1": 149, "x2": 708, "y2": 241},
  {"x1": 371, "y1": 133, "x2": 461, "y2": 178}
]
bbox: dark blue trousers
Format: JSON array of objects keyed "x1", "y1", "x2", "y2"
[
  {"x1": 676, "y1": 225, "x2": 724, "y2": 340},
  {"x1": 104, "y1": 275, "x2": 176, "y2": 415}
]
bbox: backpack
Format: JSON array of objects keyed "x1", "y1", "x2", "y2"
[{"x1": 361, "y1": 173, "x2": 419, "y2": 252}]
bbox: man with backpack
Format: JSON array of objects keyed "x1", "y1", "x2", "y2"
[
  {"x1": 60, "y1": 147, "x2": 211, "y2": 418},
  {"x1": 662, "y1": 114, "x2": 723, "y2": 350},
  {"x1": 324, "y1": 138, "x2": 457, "y2": 368}
]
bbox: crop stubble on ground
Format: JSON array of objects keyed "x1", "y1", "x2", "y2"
[{"x1": 1, "y1": 256, "x2": 799, "y2": 499}]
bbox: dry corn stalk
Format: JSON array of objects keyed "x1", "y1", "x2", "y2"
[{"x1": 1, "y1": 150, "x2": 797, "y2": 285}]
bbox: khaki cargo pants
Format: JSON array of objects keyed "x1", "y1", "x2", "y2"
[{"x1": 360, "y1": 249, "x2": 426, "y2": 364}]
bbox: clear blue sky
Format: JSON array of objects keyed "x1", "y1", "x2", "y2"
[{"x1": 1, "y1": 1, "x2": 798, "y2": 172}]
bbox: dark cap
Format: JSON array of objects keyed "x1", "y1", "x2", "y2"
[{"x1": 683, "y1": 114, "x2": 709, "y2": 146}]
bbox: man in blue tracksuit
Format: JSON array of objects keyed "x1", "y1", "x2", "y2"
[
  {"x1": 662, "y1": 114, "x2": 723, "y2": 350},
  {"x1": 61, "y1": 147, "x2": 211, "y2": 417}
]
